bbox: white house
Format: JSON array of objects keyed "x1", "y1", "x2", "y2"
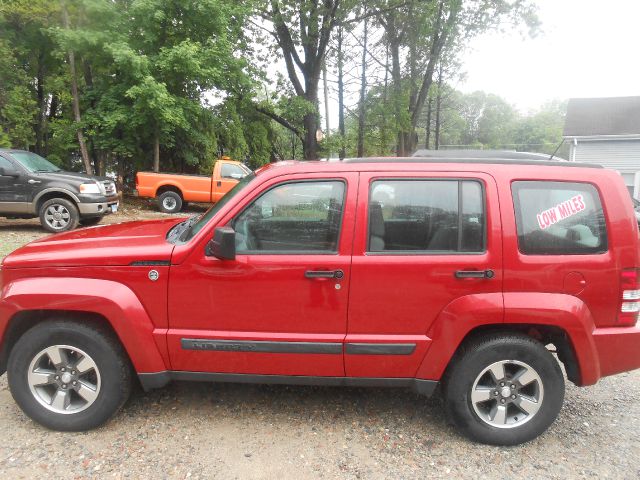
[{"x1": 564, "y1": 96, "x2": 640, "y2": 198}]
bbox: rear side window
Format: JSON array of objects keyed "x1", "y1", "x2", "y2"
[
  {"x1": 512, "y1": 181, "x2": 607, "y2": 255},
  {"x1": 368, "y1": 179, "x2": 485, "y2": 253},
  {"x1": 0, "y1": 156, "x2": 13, "y2": 169}
]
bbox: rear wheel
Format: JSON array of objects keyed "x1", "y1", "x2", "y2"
[
  {"x1": 443, "y1": 333, "x2": 564, "y2": 445},
  {"x1": 7, "y1": 320, "x2": 132, "y2": 431},
  {"x1": 39, "y1": 198, "x2": 79, "y2": 233},
  {"x1": 157, "y1": 191, "x2": 182, "y2": 213}
]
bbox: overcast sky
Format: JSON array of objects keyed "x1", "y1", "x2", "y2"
[{"x1": 459, "y1": 0, "x2": 640, "y2": 112}]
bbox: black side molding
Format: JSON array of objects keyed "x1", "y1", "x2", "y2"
[
  {"x1": 345, "y1": 343, "x2": 416, "y2": 355},
  {"x1": 137, "y1": 371, "x2": 438, "y2": 397},
  {"x1": 181, "y1": 338, "x2": 342, "y2": 355}
]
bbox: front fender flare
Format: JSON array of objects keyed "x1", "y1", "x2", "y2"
[{"x1": 0, "y1": 277, "x2": 168, "y2": 373}]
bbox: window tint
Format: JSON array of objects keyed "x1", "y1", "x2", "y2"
[
  {"x1": 0, "y1": 156, "x2": 14, "y2": 170},
  {"x1": 368, "y1": 179, "x2": 485, "y2": 253},
  {"x1": 512, "y1": 181, "x2": 607, "y2": 255},
  {"x1": 233, "y1": 181, "x2": 345, "y2": 253},
  {"x1": 221, "y1": 163, "x2": 246, "y2": 179}
]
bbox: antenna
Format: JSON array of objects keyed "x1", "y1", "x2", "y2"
[{"x1": 549, "y1": 139, "x2": 565, "y2": 161}]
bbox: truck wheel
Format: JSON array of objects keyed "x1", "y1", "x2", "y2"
[
  {"x1": 39, "y1": 198, "x2": 79, "y2": 233},
  {"x1": 157, "y1": 191, "x2": 182, "y2": 213},
  {"x1": 443, "y1": 333, "x2": 564, "y2": 445},
  {"x1": 80, "y1": 217, "x2": 103, "y2": 227},
  {"x1": 7, "y1": 320, "x2": 132, "y2": 431}
]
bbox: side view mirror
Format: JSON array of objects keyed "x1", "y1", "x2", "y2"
[
  {"x1": 230, "y1": 172, "x2": 245, "y2": 180},
  {"x1": 206, "y1": 226, "x2": 236, "y2": 260},
  {"x1": 0, "y1": 166, "x2": 19, "y2": 177}
]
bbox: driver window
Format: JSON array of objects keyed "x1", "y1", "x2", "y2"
[
  {"x1": 221, "y1": 163, "x2": 246, "y2": 180},
  {"x1": 233, "y1": 180, "x2": 345, "y2": 254}
]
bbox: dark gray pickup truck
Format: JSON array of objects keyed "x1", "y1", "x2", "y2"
[{"x1": 0, "y1": 149, "x2": 118, "y2": 232}]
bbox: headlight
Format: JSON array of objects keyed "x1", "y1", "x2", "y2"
[{"x1": 79, "y1": 183, "x2": 101, "y2": 194}]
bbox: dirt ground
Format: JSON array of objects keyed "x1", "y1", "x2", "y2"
[{"x1": 0, "y1": 199, "x2": 639, "y2": 479}]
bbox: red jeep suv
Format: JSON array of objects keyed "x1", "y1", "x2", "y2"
[{"x1": 1, "y1": 155, "x2": 639, "y2": 445}]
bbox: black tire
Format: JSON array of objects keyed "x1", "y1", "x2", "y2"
[
  {"x1": 157, "y1": 191, "x2": 183, "y2": 213},
  {"x1": 39, "y1": 198, "x2": 80, "y2": 233},
  {"x1": 7, "y1": 320, "x2": 132, "y2": 431},
  {"x1": 80, "y1": 216, "x2": 103, "y2": 227},
  {"x1": 443, "y1": 333, "x2": 564, "y2": 445}
]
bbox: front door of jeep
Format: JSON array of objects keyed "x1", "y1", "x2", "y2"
[{"x1": 167, "y1": 173, "x2": 358, "y2": 377}]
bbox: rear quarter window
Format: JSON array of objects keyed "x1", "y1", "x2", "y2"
[{"x1": 512, "y1": 181, "x2": 607, "y2": 255}]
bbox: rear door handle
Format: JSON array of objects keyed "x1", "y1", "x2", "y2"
[
  {"x1": 305, "y1": 269, "x2": 344, "y2": 279},
  {"x1": 28, "y1": 179, "x2": 41, "y2": 184},
  {"x1": 455, "y1": 269, "x2": 495, "y2": 279}
]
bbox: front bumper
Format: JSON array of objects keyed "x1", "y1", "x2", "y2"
[{"x1": 78, "y1": 195, "x2": 119, "y2": 216}]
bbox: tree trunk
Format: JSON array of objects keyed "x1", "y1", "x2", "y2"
[
  {"x1": 153, "y1": 132, "x2": 160, "y2": 172},
  {"x1": 35, "y1": 52, "x2": 46, "y2": 155},
  {"x1": 435, "y1": 68, "x2": 442, "y2": 150},
  {"x1": 323, "y1": 61, "x2": 330, "y2": 135},
  {"x1": 425, "y1": 95, "x2": 432, "y2": 149},
  {"x1": 380, "y1": 41, "x2": 389, "y2": 155},
  {"x1": 337, "y1": 26, "x2": 346, "y2": 160},
  {"x1": 390, "y1": 36, "x2": 405, "y2": 156},
  {"x1": 44, "y1": 94, "x2": 59, "y2": 156},
  {"x1": 62, "y1": 2, "x2": 93, "y2": 175},
  {"x1": 357, "y1": 15, "x2": 368, "y2": 157}
]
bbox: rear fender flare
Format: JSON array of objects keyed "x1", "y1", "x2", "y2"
[
  {"x1": 415, "y1": 293, "x2": 504, "y2": 380},
  {"x1": 415, "y1": 292, "x2": 601, "y2": 386},
  {"x1": 0, "y1": 277, "x2": 167, "y2": 373}
]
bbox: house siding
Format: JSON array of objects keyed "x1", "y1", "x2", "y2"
[
  {"x1": 570, "y1": 139, "x2": 640, "y2": 171},
  {"x1": 569, "y1": 139, "x2": 640, "y2": 196}
]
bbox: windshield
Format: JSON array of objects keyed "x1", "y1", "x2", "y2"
[
  {"x1": 181, "y1": 172, "x2": 257, "y2": 241},
  {"x1": 10, "y1": 152, "x2": 61, "y2": 173}
]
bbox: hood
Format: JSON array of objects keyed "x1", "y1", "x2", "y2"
[
  {"x1": 2, "y1": 218, "x2": 183, "y2": 268},
  {"x1": 36, "y1": 170, "x2": 110, "y2": 185}
]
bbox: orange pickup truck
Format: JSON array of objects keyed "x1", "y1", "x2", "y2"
[{"x1": 135, "y1": 158, "x2": 252, "y2": 213}]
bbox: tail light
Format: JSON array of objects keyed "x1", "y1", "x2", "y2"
[{"x1": 619, "y1": 268, "x2": 640, "y2": 325}]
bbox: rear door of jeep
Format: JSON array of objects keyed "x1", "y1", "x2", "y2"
[{"x1": 345, "y1": 169, "x2": 503, "y2": 378}]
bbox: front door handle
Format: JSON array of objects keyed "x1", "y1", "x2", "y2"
[
  {"x1": 305, "y1": 269, "x2": 344, "y2": 279},
  {"x1": 455, "y1": 269, "x2": 495, "y2": 279},
  {"x1": 28, "y1": 179, "x2": 41, "y2": 184}
]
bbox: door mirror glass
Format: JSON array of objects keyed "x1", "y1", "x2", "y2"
[{"x1": 206, "y1": 226, "x2": 236, "y2": 260}]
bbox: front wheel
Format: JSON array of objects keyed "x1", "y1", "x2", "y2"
[
  {"x1": 443, "y1": 333, "x2": 564, "y2": 445},
  {"x1": 7, "y1": 320, "x2": 132, "y2": 431},
  {"x1": 39, "y1": 198, "x2": 79, "y2": 232}
]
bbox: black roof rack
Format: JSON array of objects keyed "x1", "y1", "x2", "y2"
[
  {"x1": 411, "y1": 149, "x2": 565, "y2": 160},
  {"x1": 341, "y1": 151, "x2": 601, "y2": 169}
]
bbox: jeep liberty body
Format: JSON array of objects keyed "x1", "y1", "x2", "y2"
[{"x1": 1, "y1": 155, "x2": 639, "y2": 445}]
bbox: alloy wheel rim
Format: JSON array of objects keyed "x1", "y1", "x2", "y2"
[
  {"x1": 27, "y1": 345, "x2": 101, "y2": 414},
  {"x1": 163, "y1": 197, "x2": 177, "y2": 210},
  {"x1": 45, "y1": 204, "x2": 71, "y2": 230},
  {"x1": 470, "y1": 359, "x2": 544, "y2": 429}
]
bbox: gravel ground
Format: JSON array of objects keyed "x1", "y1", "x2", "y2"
[{"x1": 1, "y1": 200, "x2": 639, "y2": 479}]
